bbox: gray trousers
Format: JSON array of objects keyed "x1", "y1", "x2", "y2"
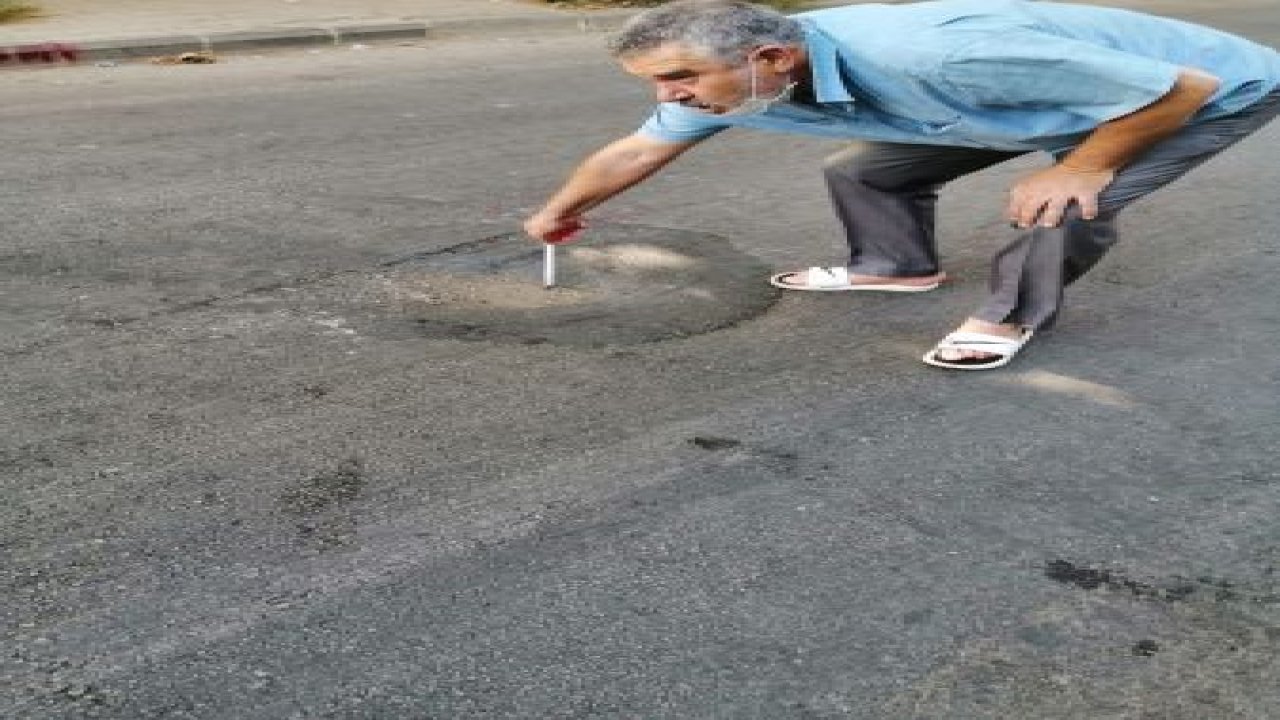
[{"x1": 822, "y1": 88, "x2": 1280, "y2": 329}]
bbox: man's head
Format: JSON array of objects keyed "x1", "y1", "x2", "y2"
[{"x1": 609, "y1": 0, "x2": 807, "y2": 115}]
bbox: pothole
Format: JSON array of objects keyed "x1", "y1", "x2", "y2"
[{"x1": 373, "y1": 225, "x2": 779, "y2": 346}]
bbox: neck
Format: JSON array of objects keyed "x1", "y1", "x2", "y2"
[{"x1": 790, "y1": 53, "x2": 815, "y2": 104}]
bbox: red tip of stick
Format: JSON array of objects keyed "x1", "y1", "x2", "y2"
[{"x1": 545, "y1": 227, "x2": 582, "y2": 244}]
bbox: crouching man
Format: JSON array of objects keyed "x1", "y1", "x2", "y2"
[{"x1": 524, "y1": 0, "x2": 1280, "y2": 369}]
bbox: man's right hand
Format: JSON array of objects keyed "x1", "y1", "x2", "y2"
[{"x1": 524, "y1": 213, "x2": 586, "y2": 244}]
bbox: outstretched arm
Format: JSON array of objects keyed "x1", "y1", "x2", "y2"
[
  {"x1": 524, "y1": 133, "x2": 700, "y2": 242},
  {"x1": 1008, "y1": 67, "x2": 1222, "y2": 228}
]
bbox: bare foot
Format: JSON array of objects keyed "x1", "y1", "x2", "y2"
[
  {"x1": 934, "y1": 318, "x2": 1025, "y2": 362},
  {"x1": 847, "y1": 271, "x2": 946, "y2": 288}
]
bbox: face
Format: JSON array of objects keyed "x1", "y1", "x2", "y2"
[{"x1": 620, "y1": 43, "x2": 794, "y2": 115}]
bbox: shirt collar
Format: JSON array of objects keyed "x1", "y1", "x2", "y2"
[{"x1": 800, "y1": 19, "x2": 855, "y2": 104}]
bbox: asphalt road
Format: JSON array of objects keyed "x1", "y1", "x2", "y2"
[{"x1": 3, "y1": 5, "x2": 1280, "y2": 718}]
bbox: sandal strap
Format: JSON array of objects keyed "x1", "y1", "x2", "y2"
[
  {"x1": 802, "y1": 266, "x2": 849, "y2": 288},
  {"x1": 936, "y1": 331, "x2": 1028, "y2": 357}
]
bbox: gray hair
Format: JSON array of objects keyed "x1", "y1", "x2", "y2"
[{"x1": 608, "y1": 0, "x2": 804, "y2": 64}]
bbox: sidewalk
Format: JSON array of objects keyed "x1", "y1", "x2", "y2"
[{"x1": 0, "y1": 0, "x2": 637, "y2": 63}]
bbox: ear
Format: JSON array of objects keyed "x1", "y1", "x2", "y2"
[{"x1": 753, "y1": 44, "x2": 801, "y2": 72}]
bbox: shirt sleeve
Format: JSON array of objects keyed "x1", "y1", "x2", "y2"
[
  {"x1": 931, "y1": 31, "x2": 1182, "y2": 124},
  {"x1": 637, "y1": 102, "x2": 732, "y2": 143}
]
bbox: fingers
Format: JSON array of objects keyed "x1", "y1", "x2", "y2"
[
  {"x1": 1008, "y1": 195, "x2": 1096, "y2": 229},
  {"x1": 1037, "y1": 198, "x2": 1069, "y2": 228},
  {"x1": 1007, "y1": 165, "x2": 1113, "y2": 229},
  {"x1": 1007, "y1": 192, "x2": 1051, "y2": 229},
  {"x1": 1077, "y1": 193, "x2": 1099, "y2": 221}
]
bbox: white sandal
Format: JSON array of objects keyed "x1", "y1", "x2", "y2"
[
  {"x1": 769, "y1": 266, "x2": 941, "y2": 292},
  {"x1": 922, "y1": 329, "x2": 1035, "y2": 370}
]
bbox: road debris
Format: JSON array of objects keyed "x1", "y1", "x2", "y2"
[{"x1": 150, "y1": 51, "x2": 217, "y2": 65}]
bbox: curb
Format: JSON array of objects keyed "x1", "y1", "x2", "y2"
[
  {"x1": 428, "y1": 11, "x2": 632, "y2": 38},
  {"x1": 0, "y1": 11, "x2": 636, "y2": 67}
]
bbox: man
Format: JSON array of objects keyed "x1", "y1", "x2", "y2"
[{"x1": 523, "y1": 0, "x2": 1280, "y2": 369}]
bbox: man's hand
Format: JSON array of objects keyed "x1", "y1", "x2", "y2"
[
  {"x1": 524, "y1": 213, "x2": 586, "y2": 243},
  {"x1": 1005, "y1": 67, "x2": 1220, "y2": 230},
  {"x1": 1007, "y1": 164, "x2": 1115, "y2": 229}
]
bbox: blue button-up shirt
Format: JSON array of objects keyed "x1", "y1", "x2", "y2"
[{"x1": 637, "y1": 0, "x2": 1280, "y2": 153}]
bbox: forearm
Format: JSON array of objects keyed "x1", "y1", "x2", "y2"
[
  {"x1": 1060, "y1": 67, "x2": 1221, "y2": 172},
  {"x1": 1008, "y1": 68, "x2": 1220, "y2": 227},
  {"x1": 537, "y1": 135, "x2": 693, "y2": 219}
]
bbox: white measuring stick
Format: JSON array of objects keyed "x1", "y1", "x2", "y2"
[{"x1": 543, "y1": 243, "x2": 556, "y2": 288}]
